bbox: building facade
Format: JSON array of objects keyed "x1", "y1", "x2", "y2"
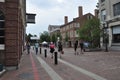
[
  {"x1": 0, "y1": 0, "x2": 26, "y2": 69},
  {"x1": 60, "y1": 6, "x2": 97, "y2": 47},
  {"x1": 48, "y1": 25, "x2": 61, "y2": 42},
  {"x1": 48, "y1": 25, "x2": 61, "y2": 36},
  {"x1": 99, "y1": 0, "x2": 120, "y2": 49}
]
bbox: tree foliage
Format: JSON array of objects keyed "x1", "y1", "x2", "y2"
[
  {"x1": 26, "y1": 33, "x2": 33, "y2": 42},
  {"x1": 65, "y1": 32, "x2": 69, "y2": 42},
  {"x1": 51, "y1": 34, "x2": 57, "y2": 43},
  {"x1": 40, "y1": 31, "x2": 50, "y2": 42},
  {"x1": 77, "y1": 18, "x2": 101, "y2": 47}
]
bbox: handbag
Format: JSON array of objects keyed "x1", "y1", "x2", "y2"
[{"x1": 61, "y1": 51, "x2": 64, "y2": 54}]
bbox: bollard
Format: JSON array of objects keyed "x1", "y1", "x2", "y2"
[
  {"x1": 44, "y1": 49, "x2": 47, "y2": 58},
  {"x1": 40, "y1": 47, "x2": 41, "y2": 54},
  {"x1": 54, "y1": 52, "x2": 58, "y2": 65}
]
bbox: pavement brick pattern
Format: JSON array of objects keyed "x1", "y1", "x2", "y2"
[{"x1": 0, "y1": 47, "x2": 120, "y2": 80}]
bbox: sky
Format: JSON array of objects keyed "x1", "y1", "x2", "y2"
[{"x1": 26, "y1": 0, "x2": 98, "y2": 36}]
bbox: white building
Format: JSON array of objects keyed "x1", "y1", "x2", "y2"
[{"x1": 99, "y1": 0, "x2": 120, "y2": 50}]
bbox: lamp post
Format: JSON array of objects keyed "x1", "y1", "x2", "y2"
[{"x1": 103, "y1": 22, "x2": 108, "y2": 52}]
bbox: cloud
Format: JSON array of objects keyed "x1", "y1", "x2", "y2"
[{"x1": 26, "y1": 0, "x2": 98, "y2": 36}]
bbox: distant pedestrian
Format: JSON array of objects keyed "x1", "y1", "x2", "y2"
[
  {"x1": 58, "y1": 41, "x2": 63, "y2": 58},
  {"x1": 79, "y1": 40, "x2": 84, "y2": 54},
  {"x1": 35, "y1": 43, "x2": 39, "y2": 55},
  {"x1": 26, "y1": 42, "x2": 30, "y2": 54},
  {"x1": 74, "y1": 40, "x2": 78, "y2": 55},
  {"x1": 49, "y1": 42, "x2": 55, "y2": 58}
]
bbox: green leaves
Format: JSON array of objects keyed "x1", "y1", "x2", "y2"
[{"x1": 77, "y1": 18, "x2": 101, "y2": 47}]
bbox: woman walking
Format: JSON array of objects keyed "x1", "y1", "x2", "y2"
[
  {"x1": 58, "y1": 41, "x2": 63, "y2": 58},
  {"x1": 74, "y1": 40, "x2": 78, "y2": 55},
  {"x1": 79, "y1": 40, "x2": 84, "y2": 54},
  {"x1": 49, "y1": 42, "x2": 55, "y2": 58}
]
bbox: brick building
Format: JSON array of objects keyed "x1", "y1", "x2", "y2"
[
  {"x1": 0, "y1": 0, "x2": 26, "y2": 69},
  {"x1": 60, "y1": 6, "x2": 97, "y2": 47}
]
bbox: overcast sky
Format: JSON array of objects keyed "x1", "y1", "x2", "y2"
[{"x1": 26, "y1": 0, "x2": 98, "y2": 36}]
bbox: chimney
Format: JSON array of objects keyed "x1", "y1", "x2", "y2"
[
  {"x1": 94, "y1": 9, "x2": 98, "y2": 17},
  {"x1": 64, "y1": 16, "x2": 68, "y2": 24},
  {"x1": 78, "y1": 6, "x2": 83, "y2": 17}
]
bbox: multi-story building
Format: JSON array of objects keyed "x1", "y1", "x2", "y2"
[
  {"x1": 0, "y1": 0, "x2": 26, "y2": 69},
  {"x1": 99, "y1": 0, "x2": 120, "y2": 49},
  {"x1": 48, "y1": 25, "x2": 61, "y2": 36},
  {"x1": 60, "y1": 6, "x2": 97, "y2": 47},
  {"x1": 48, "y1": 25, "x2": 61, "y2": 42}
]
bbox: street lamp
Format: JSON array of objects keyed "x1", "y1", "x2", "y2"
[{"x1": 103, "y1": 22, "x2": 108, "y2": 52}]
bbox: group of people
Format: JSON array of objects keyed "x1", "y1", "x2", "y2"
[
  {"x1": 26, "y1": 41, "x2": 63, "y2": 58},
  {"x1": 26, "y1": 39, "x2": 84, "y2": 57},
  {"x1": 74, "y1": 40, "x2": 84, "y2": 55},
  {"x1": 49, "y1": 41, "x2": 63, "y2": 58},
  {"x1": 26, "y1": 42, "x2": 39, "y2": 55}
]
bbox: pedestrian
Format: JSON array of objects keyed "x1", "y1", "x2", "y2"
[
  {"x1": 79, "y1": 40, "x2": 84, "y2": 54},
  {"x1": 35, "y1": 43, "x2": 39, "y2": 55},
  {"x1": 74, "y1": 40, "x2": 78, "y2": 55},
  {"x1": 26, "y1": 42, "x2": 30, "y2": 54},
  {"x1": 58, "y1": 41, "x2": 63, "y2": 58},
  {"x1": 49, "y1": 42, "x2": 55, "y2": 58}
]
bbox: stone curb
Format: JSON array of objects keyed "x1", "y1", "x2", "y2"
[{"x1": 0, "y1": 69, "x2": 7, "y2": 77}]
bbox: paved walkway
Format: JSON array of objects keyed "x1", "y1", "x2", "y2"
[{"x1": 0, "y1": 47, "x2": 120, "y2": 80}]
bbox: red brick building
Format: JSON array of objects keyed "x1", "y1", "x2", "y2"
[
  {"x1": 0, "y1": 0, "x2": 26, "y2": 69},
  {"x1": 60, "y1": 6, "x2": 97, "y2": 47}
]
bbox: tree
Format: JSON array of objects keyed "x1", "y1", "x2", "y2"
[
  {"x1": 56, "y1": 32, "x2": 62, "y2": 41},
  {"x1": 65, "y1": 32, "x2": 69, "y2": 42},
  {"x1": 40, "y1": 31, "x2": 50, "y2": 43},
  {"x1": 26, "y1": 33, "x2": 33, "y2": 42},
  {"x1": 51, "y1": 34, "x2": 57, "y2": 43},
  {"x1": 77, "y1": 18, "x2": 101, "y2": 48}
]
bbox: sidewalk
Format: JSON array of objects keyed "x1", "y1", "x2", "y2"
[
  {"x1": 0, "y1": 47, "x2": 120, "y2": 80},
  {"x1": 0, "y1": 50, "x2": 52, "y2": 80}
]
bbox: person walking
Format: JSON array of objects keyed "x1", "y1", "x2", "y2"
[
  {"x1": 58, "y1": 41, "x2": 63, "y2": 58},
  {"x1": 49, "y1": 42, "x2": 55, "y2": 58},
  {"x1": 26, "y1": 42, "x2": 30, "y2": 54},
  {"x1": 74, "y1": 40, "x2": 78, "y2": 55},
  {"x1": 79, "y1": 40, "x2": 84, "y2": 54},
  {"x1": 35, "y1": 43, "x2": 39, "y2": 55}
]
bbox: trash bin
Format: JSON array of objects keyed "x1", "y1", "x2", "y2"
[{"x1": 0, "y1": 64, "x2": 3, "y2": 71}]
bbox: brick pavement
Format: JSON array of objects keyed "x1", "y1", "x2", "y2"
[
  {"x1": 0, "y1": 47, "x2": 120, "y2": 80},
  {"x1": 0, "y1": 50, "x2": 52, "y2": 80}
]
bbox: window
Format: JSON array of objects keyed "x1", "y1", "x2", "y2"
[
  {"x1": 101, "y1": 9, "x2": 106, "y2": 21},
  {"x1": 87, "y1": 15, "x2": 93, "y2": 20},
  {"x1": 113, "y1": 2, "x2": 120, "y2": 16},
  {"x1": 0, "y1": 0, "x2": 5, "y2": 2},
  {"x1": 0, "y1": 10, "x2": 5, "y2": 44},
  {"x1": 101, "y1": 0, "x2": 105, "y2": 3},
  {"x1": 112, "y1": 26, "x2": 120, "y2": 43}
]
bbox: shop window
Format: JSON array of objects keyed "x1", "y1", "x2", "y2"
[
  {"x1": 112, "y1": 26, "x2": 120, "y2": 43},
  {"x1": 113, "y1": 34, "x2": 120, "y2": 43}
]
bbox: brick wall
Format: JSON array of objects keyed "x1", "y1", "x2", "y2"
[
  {"x1": 0, "y1": 0, "x2": 25, "y2": 67},
  {"x1": 4, "y1": 0, "x2": 24, "y2": 66}
]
